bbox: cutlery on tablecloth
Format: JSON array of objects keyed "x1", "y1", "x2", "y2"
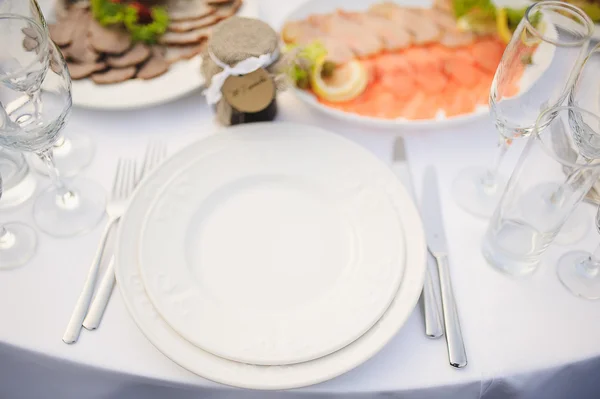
[
  {"x1": 82, "y1": 142, "x2": 168, "y2": 330},
  {"x1": 421, "y1": 166, "x2": 467, "y2": 368},
  {"x1": 63, "y1": 158, "x2": 138, "y2": 344},
  {"x1": 391, "y1": 138, "x2": 444, "y2": 339}
]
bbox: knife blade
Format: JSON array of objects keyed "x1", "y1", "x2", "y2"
[
  {"x1": 392, "y1": 138, "x2": 443, "y2": 339},
  {"x1": 421, "y1": 166, "x2": 467, "y2": 368}
]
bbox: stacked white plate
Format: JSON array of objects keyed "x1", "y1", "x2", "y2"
[{"x1": 114, "y1": 122, "x2": 427, "y2": 390}]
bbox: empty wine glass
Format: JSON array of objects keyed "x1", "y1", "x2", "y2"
[
  {"x1": 0, "y1": 0, "x2": 97, "y2": 177},
  {"x1": 553, "y1": 43, "x2": 600, "y2": 245},
  {"x1": 0, "y1": 173, "x2": 37, "y2": 269},
  {"x1": 0, "y1": 15, "x2": 105, "y2": 237},
  {"x1": 557, "y1": 205, "x2": 600, "y2": 299},
  {"x1": 453, "y1": 1, "x2": 594, "y2": 218}
]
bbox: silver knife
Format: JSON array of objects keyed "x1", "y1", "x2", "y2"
[
  {"x1": 392, "y1": 138, "x2": 443, "y2": 339},
  {"x1": 421, "y1": 166, "x2": 467, "y2": 368}
]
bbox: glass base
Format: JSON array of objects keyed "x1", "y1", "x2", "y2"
[
  {"x1": 0, "y1": 151, "x2": 37, "y2": 210},
  {"x1": 452, "y1": 166, "x2": 507, "y2": 219},
  {"x1": 557, "y1": 251, "x2": 600, "y2": 300},
  {"x1": 482, "y1": 228, "x2": 540, "y2": 277},
  {"x1": 0, "y1": 170, "x2": 37, "y2": 210},
  {"x1": 0, "y1": 223, "x2": 37, "y2": 270},
  {"x1": 554, "y1": 206, "x2": 591, "y2": 246},
  {"x1": 28, "y1": 134, "x2": 95, "y2": 178},
  {"x1": 33, "y1": 178, "x2": 106, "y2": 238}
]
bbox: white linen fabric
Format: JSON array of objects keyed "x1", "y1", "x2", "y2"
[{"x1": 1, "y1": 1, "x2": 600, "y2": 398}]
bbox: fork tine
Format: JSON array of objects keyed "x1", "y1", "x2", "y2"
[
  {"x1": 120, "y1": 159, "x2": 135, "y2": 199},
  {"x1": 140, "y1": 141, "x2": 167, "y2": 181},
  {"x1": 128, "y1": 160, "x2": 137, "y2": 196},
  {"x1": 141, "y1": 142, "x2": 156, "y2": 182},
  {"x1": 152, "y1": 142, "x2": 166, "y2": 169},
  {"x1": 111, "y1": 160, "x2": 123, "y2": 198},
  {"x1": 128, "y1": 159, "x2": 136, "y2": 195}
]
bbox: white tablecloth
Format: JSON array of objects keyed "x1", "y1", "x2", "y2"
[{"x1": 1, "y1": 1, "x2": 600, "y2": 398}]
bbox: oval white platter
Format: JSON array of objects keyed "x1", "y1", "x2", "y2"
[
  {"x1": 48, "y1": 0, "x2": 259, "y2": 110},
  {"x1": 115, "y1": 122, "x2": 428, "y2": 390},
  {"x1": 284, "y1": 0, "x2": 555, "y2": 129}
]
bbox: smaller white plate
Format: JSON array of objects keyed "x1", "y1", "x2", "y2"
[
  {"x1": 138, "y1": 124, "x2": 407, "y2": 366},
  {"x1": 63, "y1": 0, "x2": 258, "y2": 110}
]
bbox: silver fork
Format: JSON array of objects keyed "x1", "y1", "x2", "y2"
[
  {"x1": 62, "y1": 159, "x2": 138, "y2": 344},
  {"x1": 82, "y1": 142, "x2": 167, "y2": 330}
]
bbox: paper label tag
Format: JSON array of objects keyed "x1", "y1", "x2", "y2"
[{"x1": 222, "y1": 68, "x2": 275, "y2": 113}]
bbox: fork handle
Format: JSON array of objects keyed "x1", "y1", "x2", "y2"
[
  {"x1": 62, "y1": 217, "x2": 117, "y2": 344},
  {"x1": 83, "y1": 257, "x2": 116, "y2": 330},
  {"x1": 423, "y1": 262, "x2": 444, "y2": 339}
]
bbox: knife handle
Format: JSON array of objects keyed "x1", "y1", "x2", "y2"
[
  {"x1": 434, "y1": 254, "x2": 467, "y2": 368},
  {"x1": 423, "y1": 262, "x2": 444, "y2": 339},
  {"x1": 391, "y1": 162, "x2": 444, "y2": 339}
]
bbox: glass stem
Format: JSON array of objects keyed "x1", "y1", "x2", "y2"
[
  {"x1": 482, "y1": 137, "x2": 511, "y2": 191},
  {"x1": 578, "y1": 243, "x2": 600, "y2": 277},
  {"x1": 0, "y1": 224, "x2": 14, "y2": 249},
  {"x1": 28, "y1": 89, "x2": 43, "y2": 119},
  {"x1": 550, "y1": 159, "x2": 591, "y2": 206},
  {"x1": 35, "y1": 149, "x2": 78, "y2": 210}
]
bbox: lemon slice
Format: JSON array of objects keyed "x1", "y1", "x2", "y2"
[
  {"x1": 310, "y1": 58, "x2": 368, "y2": 103},
  {"x1": 496, "y1": 8, "x2": 512, "y2": 44}
]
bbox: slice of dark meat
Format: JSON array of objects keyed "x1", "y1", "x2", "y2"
[
  {"x1": 48, "y1": 6, "x2": 86, "y2": 47},
  {"x1": 106, "y1": 43, "x2": 151, "y2": 68},
  {"x1": 167, "y1": 0, "x2": 216, "y2": 21},
  {"x1": 65, "y1": 11, "x2": 100, "y2": 63},
  {"x1": 168, "y1": 14, "x2": 219, "y2": 32},
  {"x1": 91, "y1": 67, "x2": 137, "y2": 84},
  {"x1": 214, "y1": 0, "x2": 242, "y2": 20},
  {"x1": 137, "y1": 48, "x2": 169, "y2": 79},
  {"x1": 207, "y1": 0, "x2": 233, "y2": 4},
  {"x1": 164, "y1": 42, "x2": 206, "y2": 64},
  {"x1": 68, "y1": 62, "x2": 107, "y2": 79},
  {"x1": 89, "y1": 18, "x2": 132, "y2": 54},
  {"x1": 159, "y1": 26, "x2": 211, "y2": 45}
]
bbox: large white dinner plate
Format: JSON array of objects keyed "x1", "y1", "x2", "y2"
[
  {"x1": 49, "y1": 0, "x2": 258, "y2": 110},
  {"x1": 137, "y1": 125, "x2": 406, "y2": 366},
  {"x1": 284, "y1": 0, "x2": 555, "y2": 130},
  {"x1": 115, "y1": 122, "x2": 427, "y2": 390}
]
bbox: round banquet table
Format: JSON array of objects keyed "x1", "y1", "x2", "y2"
[{"x1": 2, "y1": 1, "x2": 600, "y2": 398}]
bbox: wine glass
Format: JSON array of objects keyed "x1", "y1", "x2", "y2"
[
  {"x1": 452, "y1": 1, "x2": 594, "y2": 218},
  {"x1": 552, "y1": 43, "x2": 600, "y2": 245},
  {"x1": 0, "y1": 173, "x2": 37, "y2": 269},
  {"x1": 0, "y1": 0, "x2": 97, "y2": 177},
  {"x1": 0, "y1": 15, "x2": 106, "y2": 237},
  {"x1": 555, "y1": 45, "x2": 600, "y2": 299}
]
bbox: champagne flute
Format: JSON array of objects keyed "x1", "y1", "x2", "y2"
[
  {"x1": 0, "y1": 173, "x2": 37, "y2": 269},
  {"x1": 0, "y1": 15, "x2": 106, "y2": 237},
  {"x1": 0, "y1": 0, "x2": 97, "y2": 177},
  {"x1": 452, "y1": 1, "x2": 594, "y2": 218}
]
